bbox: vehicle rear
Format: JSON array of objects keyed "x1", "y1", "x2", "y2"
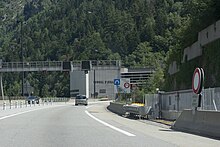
[
  {"x1": 27, "y1": 96, "x2": 39, "y2": 104},
  {"x1": 75, "y1": 95, "x2": 88, "y2": 106}
]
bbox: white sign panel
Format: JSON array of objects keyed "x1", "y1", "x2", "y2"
[
  {"x1": 192, "y1": 94, "x2": 199, "y2": 108},
  {"x1": 114, "y1": 78, "x2": 130, "y2": 93}
]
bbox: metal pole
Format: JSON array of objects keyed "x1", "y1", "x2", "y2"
[
  {"x1": 0, "y1": 73, "x2": 4, "y2": 101},
  {"x1": 20, "y1": 21, "x2": 24, "y2": 97},
  {"x1": 94, "y1": 69, "x2": 96, "y2": 98}
]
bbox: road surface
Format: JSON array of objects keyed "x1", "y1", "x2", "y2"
[{"x1": 0, "y1": 100, "x2": 219, "y2": 147}]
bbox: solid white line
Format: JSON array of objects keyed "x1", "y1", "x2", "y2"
[
  {"x1": 85, "y1": 110, "x2": 135, "y2": 137},
  {"x1": 0, "y1": 109, "x2": 37, "y2": 120},
  {"x1": 0, "y1": 105, "x2": 64, "y2": 121}
]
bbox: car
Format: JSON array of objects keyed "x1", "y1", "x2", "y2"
[
  {"x1": 26, "y1": 96, "x2": 39, "y2": 104},
  {"x1": 75, "y1": 95, "x2": 88, "y2": 106}
]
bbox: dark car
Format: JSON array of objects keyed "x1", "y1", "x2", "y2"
[
  {"x1": 27, "y1": 96, "x2": 39, "y2": 104},
  {"x1": 75, "y1": 95, "x2": 88, "y2": 106}
]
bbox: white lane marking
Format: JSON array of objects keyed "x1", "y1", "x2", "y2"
[
  {"x1": 85, "y1": 110, "x2": 135, "y2": 137},
  {"x1": 88, "y1": 101, "x2": 111, "y2": 104},
  {"x1": 0, "y1": 105, "x2": 64, "y2": 121},
  {"x1": 86, "y1": 105, "x2": 93, "y2": 109}
]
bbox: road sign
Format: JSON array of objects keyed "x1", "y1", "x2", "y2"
[
  {"x1": 121, "y1": 78, "x2": 130, "y2": 93},
  {"x1": 114, "y1": 79, "x2": 120, "y2": 85},
  {"x1": 192, "y1": 94, "x2": 199, "y2": 107},
  {"x1": 124, "y1": 82, "x2": 130, "y2": 88},
  {"x1": 114, "y1": 78, "x2": 130, "y2": 93},
  {"x1": 192, "y1": 68, "x2": 204, "y2": 94}
]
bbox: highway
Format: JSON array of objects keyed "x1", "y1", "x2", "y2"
[{"x1": 0, "y1": 100, "x2": 219, "y2": 147}]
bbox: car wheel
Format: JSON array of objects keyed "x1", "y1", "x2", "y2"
[{"x1": 75, "y1": 104, "x2": 78, "y2": 106}]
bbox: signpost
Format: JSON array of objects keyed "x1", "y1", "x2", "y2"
[
  {"x1": 192, "y1": 68, "x2": 204, "y2": 109},
  {"x1": 114, "y1": 78, "x2": 130, "y2": 102}
]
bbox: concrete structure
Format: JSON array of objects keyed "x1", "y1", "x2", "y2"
[
  {"x1": 89, "y1": 68, "x2": 120, "y2": 98},
  {"x1": 168, "y1": 61, "x2": 179, "y2": 75},
  {"x1": 120, "y1": 67, "x2": 154, "y2": 87},
  {"x1": 70, "y1": 60, "x2": 121, "y2": 99},
  {"x1": 0, "y1": 61, "x2": 71, "y2": 72},
  {"x1": 172, "y1": 109, "x2": 220, "y2": 138},
  {"x1": 182, "y1": 41, "x2": 202, "y2": 63},
  {"x1": 70, "y1": 61, "x2": 155, "y2": 99},
  {"x1": 144, "y1": 87, "x2": 220, "y2": 120},
  {"x1": 70, "y1": 70, "x2": 87, "y2": 97},
  {"x1": 170, "y1": 19, "x2": 220, "y2": 75}
]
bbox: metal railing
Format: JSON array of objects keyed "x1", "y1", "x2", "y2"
[{"x1": 0, "y1": 61, "x2": 65, "y2": 72}]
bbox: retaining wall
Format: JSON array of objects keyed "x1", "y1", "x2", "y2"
[{"x1": 162, "y1": 110, "x2": 181, "y2": 120}]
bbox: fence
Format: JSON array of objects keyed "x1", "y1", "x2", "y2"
[{"x1": 144, "y1": 87, "x2": 220, "y2": 120}]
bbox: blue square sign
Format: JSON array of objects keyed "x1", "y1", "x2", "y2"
[{"x1": 114, "y1": 79, "x2": 120, "y2": 85}]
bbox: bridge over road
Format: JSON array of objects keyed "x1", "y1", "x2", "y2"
[{"x1": 0, "y1": 61, "x2": 71, "y2": 72}]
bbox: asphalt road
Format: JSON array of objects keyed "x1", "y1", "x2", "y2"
[{"x1": 0, "y1": 101, "x2": 219, "y2": 147}]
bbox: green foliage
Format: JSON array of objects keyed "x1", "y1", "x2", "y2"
[
  {"x1": 1, "y1": 0, "x2": 219, "y2": 96},
  {"x1": 163, "y1": 0, "x2": 220, "y2": 91},
  {"x1": 202, "y1": 39, "x2": 220, "y2": 87},
  {"x1": 164, "y1": 38, "x2": 220, "y2": 91},
  {"x1": 132, "y1": 88, "x2": 145, "y2": 103}
]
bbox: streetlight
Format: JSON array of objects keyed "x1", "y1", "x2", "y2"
[
  {"x1": 17, "y1": 18, "x2": 25, "y2": 97},
  {"x1": 93, "y1": 67, "x2": 96, "y2": 98},
  {"x1": 93, "y1": 49, "x2": 99, "y2": 99}
]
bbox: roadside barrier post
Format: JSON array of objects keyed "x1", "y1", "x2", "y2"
[
  {"x1": 10, "y1": 102, "x2": 12, "y2": 109},
  {"x1": 3, "y1": 102, "x2": 6, "y2": 110},
  {"x1": 15, "y1": 101, "x2": 18, "y2": 108},
  {"x1": 20, "y1": 101, "x2": 22, "y2": 108}
]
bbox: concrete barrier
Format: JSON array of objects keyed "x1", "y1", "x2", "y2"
[
  {"x1": 172, "y1": 109, "x2": 220, "y2": 138},
  {"x1": 162, "y1": 110, "x2": 181, "y2": 120},
  {"x1": 107, "y1": 102, "x2": 125, "y2": 116}
]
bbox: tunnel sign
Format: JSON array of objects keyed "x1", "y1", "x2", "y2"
[
  {"x1": 114, "y1": 79, "x2": 120, "y2": 85},
  {"x1": 192, "y1": 68, "x2": 204, "y2": 94}
]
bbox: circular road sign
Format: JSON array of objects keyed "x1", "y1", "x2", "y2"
[
  {"x1": 124, "y1": 82, "x2": 130, "y2": 89},
  {"x1": 192, "y1": 68, "x2": 204, "y2": 94}
]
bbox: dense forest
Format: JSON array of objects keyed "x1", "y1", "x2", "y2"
[{"x1": 0, "y1": 0, "x2": 220, "y2": 97}]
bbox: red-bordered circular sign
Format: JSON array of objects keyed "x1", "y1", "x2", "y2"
[
  {"x1": 124, "y1": 82, "x2": 130, "y2": 88},
  {"x1": 192, "y1": 68, "x2": 203, "y2": 94}
]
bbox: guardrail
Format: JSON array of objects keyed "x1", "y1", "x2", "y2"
[
  {"x1": 0, "y1": 61, "x2": 71, "y2": 72},
  {"x1": 107, "y1": 102, "x2": 152, "y2": 119},
  {"x1": 123, "y1": 104, "x2": 152, "y2": 118},
  {"x1": 0, "y1": 98, "x2": 69, "y2": 110}
]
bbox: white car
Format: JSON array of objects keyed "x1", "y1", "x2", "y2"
[{"x1": 75, "y1": 95, "x2": 88, "y2": 106}]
